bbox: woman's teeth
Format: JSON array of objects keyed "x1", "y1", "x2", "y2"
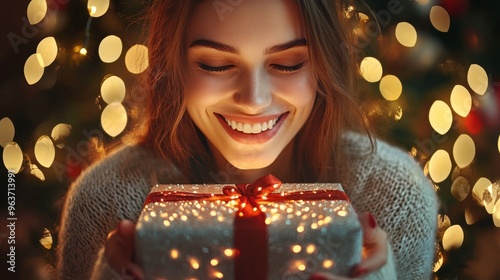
[{"x1": 224, "y1": 117, "x2": 278, "y2": 134}]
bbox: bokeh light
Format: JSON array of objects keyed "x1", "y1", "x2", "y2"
[
  {"x1": 442, "y1": 225, "x2": 464, "y2": 251},
  {"x1": 3, "y1": 142, "x2": 23, "y2": 173},
  {"x1": 472, "y1": 177, "x2": 492, "y2": 207},
  {"x1": 36, "y1": 37, "x2": 58, "y2": 67},
  {"x1": 101, "y1": 103, "x2": 128, "y2": 137},
  {"x1": 379, "y1": 74, "x2": 403, "y2": 101},
  {"x1": 39, "y1": 228, "x2": 53, "y2": 249},
  {"x1": 51, "y1": 123, "x2": 72, "y2": 149},
  {"x1": 30, "y1": 164, "x2": 45, "y2": 181},
  {"x1": 125, "y1": 44, "x2": 149, "y2": 74},
  {"x1": 101, "y1": 76, "x2": 126, "y2": 104},
  {"x1": 98, "y1": 35, "x2": 122, "y2": 63},
  {"x1": 24, "y1": 53, "x2": 45, "y2": 85},
  {"x1": 453, "y1": 134, "x2": 475, "y2": 168},
  {"x1": 498, "y1": 135, "x2": 500, "y2": 153},
  {"x1": 27, "y1": 0, "x2": 47, "y2": 25},
  {"x1": 430, "y1": 6, "x2": 450, "y2": 32},
  {"x1": 450, "y1": 85, "x2": 472, "y2": 117},
  {"x1": 88, "y1": 0, "x2": 110, "y2": 18},
  {"x1": 467, "y1": 64, "x2": 488, "y2": 95},
  {"x1": 0, "y1": 117, "x2": 15, "y2": 148},
  {"x1": 451, "y1": 176, "x2": 470, "y2": 202},
  {"x1": 34, "y1": 135, "x2": 55, "y2": 168},
  {"x1": 494, "y1": 200, "x2": 500, "y2": 228},
  {"x1": 359, "y1": 57, "x2": 383, "y2": 83},
  {"x1": 429, "y1": 100, "x2": 453, "y2": 135},
  {"x1": 429, "y1": 149, "x2": 452, "y2": 183},
  {"x1": 395, "y1": 22, "x2": 417, "y2": 47}
]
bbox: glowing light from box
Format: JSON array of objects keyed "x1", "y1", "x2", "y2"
[
  {"x1": 79, "y1": 47, "x2": 88, "y2": 56},
  {"x1": 379, "y1": 74, "x2": 402, "y2": 101},
  {"x1": 429, "y1": 100, "x2": 452, "y2": 135},
  {"x1": 395, "y1": 22, "x2": 417, "y2": 47},
  {"x1": 210, "y1": 259, "x2": 219, "y2": 266},
  {"x1": 51, "y1": 123, "x2": 72, "y2": 149},
  {"x1": 34, "y1": 135, "x2": 55, "y2": 168},
  {"x1": 125, "y1": 44, "x2": 149, "y2": 74},
  {"x1": 88, "y1": 0, "x2": 109, "y2": 17},
  {"x1": 306, "y1": 244, "x2": 316, "y2": 254},
  {"x1": 450, "y1": 85, "x2": 472, "y2": 117},
  {"x1": 24, "y1": 53, "x2": 45, "y2": 85},
  {"x1": 493, "y1": 200, "x2": 500, "y2": 228},
  {"x1": 442, "y1": 225, "x2": 464, "y2": 251},
  {"x1": 430, "y1": 6, "x2": 450, "y2": 32},
  {"x1": 337, "y1": 210, "x2": 347, "y2": 217},
  {"x1": 101, "y1": 102, "x2": 127, "y2": 137},
  {"x1": 27, "y1": 0, "x2": 47, "y2": 25},
  {"x1": 99, "y1": 35, "x2": 122, "y2": 63},
  {"x1": 323, "y1": 260, "x2": 334, "y2": 269},
  {"x1": 3, "y1": 142, "x2": 23, "y2": 173},
  {"x1": 359, "y1": 57, "x2": 383, "y2": 83},
  {"x1": 467, "y1": 64, "x2": 488, "y2": 95},
  {"x1": 0, "y1": 117, "x2": 15, "y2": 148},
  {"x1": 292, "y1": 245, "x2": 302, "y2": 253},
  {"x1": 189, "y1": 258, "x2": 200, "y2": 269},
  {"x1": 30, "y1": 164, "x2": 45, "y2": 181},
  {"x1": 39, "y1": 228, "x2": 53, "y2": 249},
  {"x1": 428, "y1": 149, "x2": 452, "y2": 183},
  {"x1": 36, "y1": 37, "x2": 58, "y2": 67},
  {"x1": 451, "y1": 176, "x2": 470, "y2": 202},
  {"x1": 170, "y1": 249, "x2": 179, "y2": 259},
  {"x1": 453, "y1": 134, "x2": 475, "y2": 168}
]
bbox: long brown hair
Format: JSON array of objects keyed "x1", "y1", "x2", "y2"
[{"x1": 138, "y1": 0, "x2": 372, "y2": 183}]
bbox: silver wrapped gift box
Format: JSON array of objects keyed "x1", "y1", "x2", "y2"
[{"x1": 136, "y1": 176, "x2": 362, "y2": 280}]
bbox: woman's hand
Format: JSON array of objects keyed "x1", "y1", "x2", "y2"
[
  {"x1": 105, "y1": 220, "x2": 144, "y2": 279},
  {"x1": 309, "y1": 212, "x2": 388, "y2": 280}
]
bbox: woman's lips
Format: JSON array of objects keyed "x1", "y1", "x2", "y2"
[{"x1": 215, "y1": 112, "x2": 289, "y2": 144}]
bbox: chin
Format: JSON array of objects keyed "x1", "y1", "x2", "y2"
[{"x1": 226, "y1": 155, "x2": 277, "y2": 170}]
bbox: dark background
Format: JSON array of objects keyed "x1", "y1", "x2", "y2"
[{"x1": 1, "y1": 0, "x2": 499, "y2": 279}]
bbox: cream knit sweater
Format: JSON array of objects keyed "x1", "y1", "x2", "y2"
[{"x1": 57, "y1": 133, "x2": 438, "y2": 279}]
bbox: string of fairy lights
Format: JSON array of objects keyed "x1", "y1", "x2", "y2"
[{"x1": 0, "y1": 0, "x2": 499, "y2": 276}]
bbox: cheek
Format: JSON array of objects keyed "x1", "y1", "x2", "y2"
[{"x1": 274, "y1": 73, "x2": 316, "y2": 107}]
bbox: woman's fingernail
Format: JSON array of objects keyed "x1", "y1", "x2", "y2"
[
  {"x1": 309, "y1": 275, "x2": 328, "y2": 280},
  {"x1": 368, "y1": 212, "x2": 377, "y2": 228}
]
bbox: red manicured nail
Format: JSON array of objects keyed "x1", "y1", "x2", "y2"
[
  {"x1": 368, "y1": 212, "x2": 377, "y2": 228},
  {"x1": 309, "y1": 275, "x2": 328, "y2": 280}
]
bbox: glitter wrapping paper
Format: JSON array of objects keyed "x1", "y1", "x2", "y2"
[{"x1": 135, "y1": 179, "x2": 362, "y2": 280}]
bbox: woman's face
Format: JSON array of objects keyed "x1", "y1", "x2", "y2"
[{"x1": 185, "y1": 0, "x2": 316, "y2": 170}]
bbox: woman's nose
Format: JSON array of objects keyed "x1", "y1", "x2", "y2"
[{"x1": 233, "y1": 69, "x2": 272, "y2": 114}]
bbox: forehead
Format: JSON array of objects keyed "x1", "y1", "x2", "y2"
[{"x1": 187, "y1": 0, "x2": 305, "y2": 47}]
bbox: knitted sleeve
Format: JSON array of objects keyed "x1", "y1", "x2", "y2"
[
  {"x1": 340, "y1": 133, "x2": 438, "y2": 279},
  {"x1": 56, "y1": 146, "x2": 172, "y2": 280}
]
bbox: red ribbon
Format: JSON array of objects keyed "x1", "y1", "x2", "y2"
[{"x1": 143, "y1": 174, "x2": 349, "y2": 280}]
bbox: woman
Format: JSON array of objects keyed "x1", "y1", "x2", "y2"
[{"x1": 57, "y1": 0, "x2": 438, "y2": 279}]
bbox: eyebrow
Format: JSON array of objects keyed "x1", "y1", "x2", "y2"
[{"x1": 188, "y1": 38, "x2": 307, "y2": 55}]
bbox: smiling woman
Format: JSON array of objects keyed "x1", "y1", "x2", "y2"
[{"x1": 57, "y1": 1, "x2": 438, "y2": 280}]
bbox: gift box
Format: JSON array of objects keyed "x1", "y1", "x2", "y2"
[{"x1": 135, "y1": 175, "x2": 362, "y2": 280}]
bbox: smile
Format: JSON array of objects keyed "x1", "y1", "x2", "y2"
[{"x1": 222, "y1": 116, "x2": 279, "y2": 134}]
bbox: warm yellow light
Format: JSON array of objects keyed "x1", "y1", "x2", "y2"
[
  {"x1": 433, "y1": 254, "x2": 443, "y2": 272},
  {"x1": 88, "y1": 0, "x2": 110, "y2": 17},
  {"x1": 210, "y1": 259, "x2": 219, "y2": 266},
  {"x1": 101, "y1": 76, "x2": 126, "y2": 104},
  {"x1": 3, "y1": 142, "x2": 23, "y2": 173},
  {"x1": 24, "y1": 53, "x2": 45, "y2": 85},
  {"x1": 39, "y1": 228, "x2": 53, "y2": 249},
  {"x1": 498, "y1": 135, "x2": 500, "y2": 153},
  {"x1": 467, "y1": 64, "x2": 488, "y2": 95},
  {"x1": 450, "y1": 85, "x2": 472, "y2": 117},
  {"x1": 428, "y1": 149, "x2": 452, "y2": 183},
  {"x1": 101, "y1": 102, "x2": 127, "y2": 137},
  {"x1": 493, "y1": 200, "x2": 500, "y2": 228},
  {"x1": 296, "y1": 261, "x2": 306, "y2": 271},
  {"x1": 125, "y1": 44, "x2": 149, "y2": 74},
  {"x1": 34, "y1": 135, "x2": 55, "y2": 168},
  {"x1": 453, "y1": 134, "x2": 475, "y2": 168},
  {"x1": 51, "y1": 123, "x2": 72, "y2": 149},
  {"x1": 395, "y1": 22, "x2": 417, "y2": 47},
  {"x1": 359, "y1": 57, "x2": 383, "y2": 83},
  {"x1": 296, "y1": 225, "x2": 305, "y2": 233},
  {"x1": 451, "y1": 176, "x2": 470, "y2": 202},
  {"x1": 0, "y1": 117, "x2": 15, "y2": 148},
  {"x1": 224, "y1": 249, "x2": 234, "y2": 257},
  {"x1": 306, "y1": 244, "x2": 315, "y2": 254},
  {"x1": 430, "y1": 6, "x2": 450, "y2": 32},
  {"x1": 442, "y1": 225, "x2": 464, "y2": 251},
  {"x1": 36, "y1": 37, "x2": 58, "y2": 67},
  {"x1": 189, "y1": 258, "x2": 200, "y2": 269},
  {"x1": 323, "y1": 260, "x2": 334, "y2": 269},
  {"x1": 292, "y1": 245, "x2": 302, "y2": 253},
  {"x1": 213, "y1": 272, "x2": 224, "y2": 279},
  {"x1": 98, "y1": 35, "x2": 122, "y2": 63},
  {"x1": 429, "y1": 100, "x2": 452, "y2": 135},
  {"x1": 170, "y1": 249, "x2": 179, "y2": 259},
  {"x1": 27, "y1": 0, "x2": 47, "y2": 25},
  {"x1": 379, "y1": 74, "x2": 402, "y2": 101},
  {"x1": 415, "y1": 0, "x2": 431, "y2": 5},
  {"x1": 80, "y1": 47, "x2": 88, "y2": 56},
  {"x1": 30, "y1": 164, "x2": 45, "y2": 181},
  {"x1": 472, "y1": 177, "x2": 492, "y2": 208}
]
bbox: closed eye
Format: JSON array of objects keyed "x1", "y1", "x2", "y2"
[
  {"x1": 198, "y1": 63, "x2": 234, "y2": 73},
  {"x1": 271, "y1": 62, "x2": 305, "y2": 73}
]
